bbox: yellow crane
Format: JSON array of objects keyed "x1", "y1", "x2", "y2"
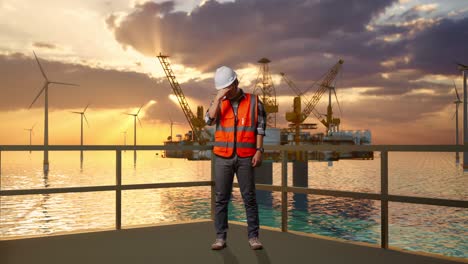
[
  {"x1": 157, "y1": 53, "x2": 209, "y2": 145},
  {"x1": 281, "y1": 73, "x2": 319, "y2": 144},
  {"x1": 283, "y1": 59, "x2": 344, "y2": 145}
]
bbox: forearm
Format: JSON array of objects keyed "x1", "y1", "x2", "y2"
[
  {"x1": 256, "y1": 134, "x2": 264, "y2": 149},
  {"x1": 252, "y1": 134, "x2": 264, "y2": 166},
  {"x1": 207, "y1": 98, "x2": 222, "y2": 119}
]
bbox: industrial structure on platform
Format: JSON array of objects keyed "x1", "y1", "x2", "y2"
[{"x1": 156, "y1": 52, "x2": 373, "y2": 162}]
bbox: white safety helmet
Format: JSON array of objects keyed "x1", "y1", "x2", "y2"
[{"x1": 214, "y1": 66, "x2": 237, "y2": 90}]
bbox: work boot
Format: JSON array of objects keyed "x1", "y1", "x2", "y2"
[
  {"x1": 211, "y1": 238, "x2": 227, "y2": 250},
  {"x1": 248, "y1": 237, "x2": 263, "y2": 250}
]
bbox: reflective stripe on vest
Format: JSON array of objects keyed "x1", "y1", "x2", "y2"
[{"x1": 213, "y1": 93, "x2": 258, "y2": 158}]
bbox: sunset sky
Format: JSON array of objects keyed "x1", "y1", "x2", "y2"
[{"x1": 1, "y1": 0, "x2": 467, "y2": 145}]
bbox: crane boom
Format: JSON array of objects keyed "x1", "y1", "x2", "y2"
[
  {"x1": 300, "y1": 59, "x2": 343, "y2": 122},
  {"x1": 281, "y1": 73, "x2": 323, "y2": 121},
  {"x1": 280, "y1": 72, "x2": 302, "y2": 96},
  {"x1": 157, "y1": 54, "x2": 204, "y2": 143}
]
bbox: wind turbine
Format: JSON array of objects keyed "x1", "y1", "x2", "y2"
[
  {"x1": 29, "y1": 51, "x2": 79, "y2": 173},
  {"x1": 24, "y1": 124, "x2": 36, "y2": 153},
  {"x1": 456, "y1": 62, "x2": 468, "y2": 170},
  {"x1": 125, "y1": 104, "x2": 143, "y2": 166},
  {"x1": 71, "y1": 103, "x2": 90, "y2": 163},
  {"x1": 452, "y1": 81, "x2": 462, "y2": 164}
]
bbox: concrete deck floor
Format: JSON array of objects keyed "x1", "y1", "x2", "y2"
[{"x1": 0, "y1": 220, "x2": 464, "y2": 264}]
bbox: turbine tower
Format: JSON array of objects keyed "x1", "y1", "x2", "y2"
[
  {"x1": 457, "y1": 62, "x2": 468, "y2": 170},
  {"x1": 452, "y1": 81, "x2": 462, "y2": 164},
  {"x1": 29, "y1": 51, "x2": 79, "y2": 173},
  {"x1": 125, "y1": 105, "x2": 143, "y2": 166},
  {"x1": 24, "y1": 124, "x2": 36, "y2": 153},
  {"x1": 71, "y1": 103, "x2": 90, "y2": 164}
]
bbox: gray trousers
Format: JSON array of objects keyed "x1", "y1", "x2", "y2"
[{"x1": 214, "y1": 154, "x2": 259, "y2": 240}]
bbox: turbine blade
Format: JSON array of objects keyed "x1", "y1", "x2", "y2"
[
  {"x1": 84, "y1": 114, "x2": 90, "y2": 128},
  {"x1": 453, "y1": 80, "x2": 461, "y2": 101},
  {"x1": 455, "y1": 61, "x2": 468, "y2": 69},
  {"x1": 33, "y1": 51, "x2": 48, "y2": 80},
  {"x1": 84, "y1": 103, "x2": 90, "y2": 113},
  {"x1": 29, "y1": 83, "x2": 47, "y2": 109},
  {"x1": 32, "y1": 123, "x2": 37, "y2": 130},
  {"x1": 50, "y1": 81, "x2": 79, "y2": 86},
  {"x1": 137, "y1": 104, "x2": 144, "y2": 115},
  {"x1": 71, "y1": 111, "x2": 81, "y2": 114},
  {"x1": 333, "y1": 88, "x2": 343, "y2": 116},
  {"x1": 138, "y1": 117, "x2": 143, "y2": 128},
  {"x1": 451, "y1": 111, "x2": 456, "y2": 120}
]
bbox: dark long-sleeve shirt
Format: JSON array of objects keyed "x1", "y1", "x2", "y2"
[{"x1": 205, "y1": 89, "x2": 267, "y2": 136}]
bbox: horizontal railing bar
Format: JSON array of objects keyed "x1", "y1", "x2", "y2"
[
  {"x1": 265, "y1": 145, "x2": 468, "y2": 152},
  {"x1": 287, "y1": 187, "x2": 467, "y2": 208},
  {"x1": 2, "y1": 183, "x2": 466, "y2": 209},
  {"x1": 0, "y1": 185, "x2": 116, "y2": 196},
  {"x1": 1, "y1": 145, "x2": 467, "y2": 152},
  {"x1": 0, "y1": 181, "x2": 213, "y2": 196},
  {"x1": 388, "y1": 194, "x2": 468, "y2": 208},
  {"x1": 0, "y1": 145, "x2": 212, "y2": 151},
  {"x1": 231, "y1": 185, "x2": 468, "y2": 209},
  {"x1": 121, "y1": 181, "x2": 213, "y2": 190},
  {"x1": 288, "y1": 186, "x2": 382, "y2": 200}
]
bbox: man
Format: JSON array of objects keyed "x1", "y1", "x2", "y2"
[{"x1": 205, "y1": 66, "x2": 266, "y2": 250}]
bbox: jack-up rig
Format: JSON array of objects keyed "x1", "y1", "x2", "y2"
[{"x1": 156, "y1": 53, "x2": 373, "y2": 161}]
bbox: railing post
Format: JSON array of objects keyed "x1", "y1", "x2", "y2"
[
  {"x1": 381, "y1": 150, "x2": 389, "y2": 249},
  {"x1": 281, "y1": 150, "x2": 288, "y2": 232},
  {"x1": 211, "y1": 152, "x2": 215, "y2": 221},
  {"x1": 116, "y1": 150, "x2": 122, "y2": 230},
  {"x1": 0, "y1": 149, "x2": 2, "y2": 190}
]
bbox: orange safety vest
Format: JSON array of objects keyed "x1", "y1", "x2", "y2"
[{"x1": 213, "y1": 93, "x2": 258, "y2": 158}]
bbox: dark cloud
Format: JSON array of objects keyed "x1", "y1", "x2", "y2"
[
  {"x1": 32, "y1": 42, "x2": 57, "y2": 50},
  {"x1": 106, "y1": 0, "x2": 467, "y2": 87},
  {"x1": 343, "y1": 91, "x2": 452, "y2": 123},
  {"x1": 407, "y1": 17, "x2": 468, "y2": 74},
  {"x1": 388, "y1": 4, "x2": 437, "y2": 23},
  {"x1": 107, "y1": 0, "x2": 397, "y2": 74},
  {"x1": 104, "y1": 0, "x2": 456, "y2": 119},
  {"x1": 365, "y1": 6, "x2": 468, "y2": 75}
]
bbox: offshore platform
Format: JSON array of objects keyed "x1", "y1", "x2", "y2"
[{"x1": 156, "y1": 53, "x2": 373, "y2": 162}]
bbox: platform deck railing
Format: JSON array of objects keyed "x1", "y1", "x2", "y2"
[{"x1": 0, "y1": 144, "x2": 467, "y2": 251}]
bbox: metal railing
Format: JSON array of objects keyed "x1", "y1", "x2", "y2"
[{"x1": 0, "y1": 144, "x2": 467, "y2": 250}]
